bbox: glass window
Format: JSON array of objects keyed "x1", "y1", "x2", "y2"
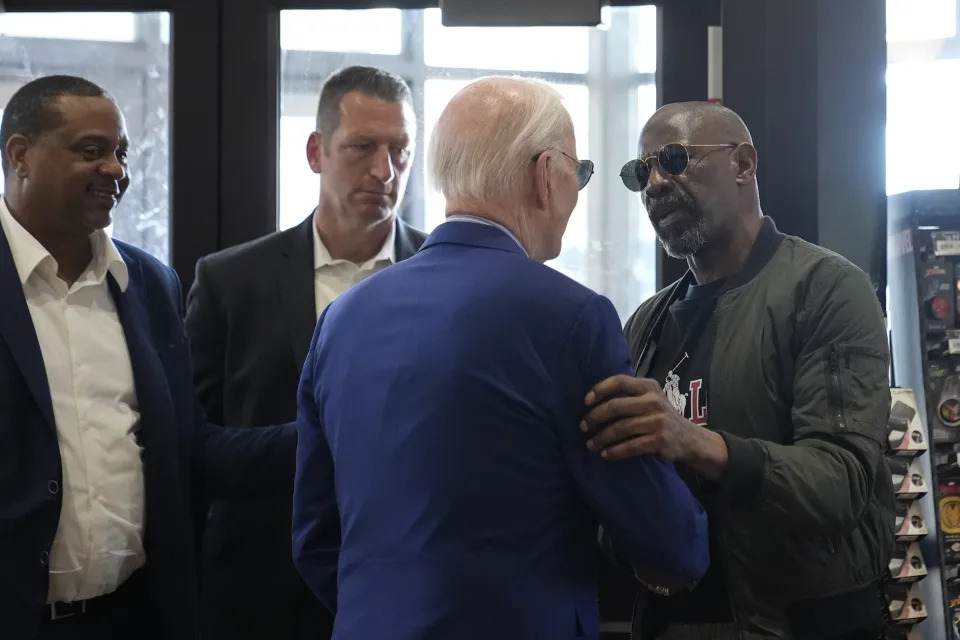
[
  {"x1": 631, "y1": 6, "x2": 659, "y2": 73},
  {"x1": 279, "y1": 7, "x2": 658, "y2": 320},
  {"x1": 0, "y1": 12, "x2": 172, "y2": 263},
  {"x1": 160, "y1": 13, "x2": 170, "y2": 45},
  {"x1": 279, "y1": 115, "x2": 320, "y2": 231},
  {"x1": 0, "y1": 12, "x2": 137, "y2": 42},
  {"x1": 280, "y1": 9, "x2": 402, "y2": 54},
  {"x1": 886, "y1": 59, "x2": 960, "y2": 195},
  {"x1": 636, "y1": 83, "x2": 658, "y2": 135},
  {"x1": 423, "y1": 8, "x2": 589, "y2": 74},
  {"x1": 886, "y1": 0, "x2": 956, "y2": 42}
]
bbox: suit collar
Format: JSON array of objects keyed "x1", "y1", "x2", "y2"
[
  {"x1": 395, "y1": 217, "x2": 427, "y2": 260},
  {"x1": 278, "y1": 214, "x2": 317, "y2": 370},
  {"x1": 277, "y1": 211, "x2": 427, "y2": 368},
  {"x1": 289, "y1": 209, "x2": 426, "y2": 262},
  {"x1": 0, "y1": 227, "x2": 143, "y2": 435},
  {"x1": 421, "y1": 218, "x2": 528, "y2": 257},
  {"x1": 312, "y1": 215, "x2": 396, "y2": 269},
  {"x1": 0, "y1": 195, "x2": 129, "y2": 290},
  {"x1": 0, "y1": 222, "x2": 55, "y2": 430}
]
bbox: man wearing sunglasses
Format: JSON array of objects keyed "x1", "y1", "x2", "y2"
[
  {"x1": 585, "y1": 102, "x2": 894, "y2": 640},
  {"x1": 292, "y1": 77, "x2": 709, "y2": 640}
]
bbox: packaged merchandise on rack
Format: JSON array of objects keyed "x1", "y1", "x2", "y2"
[
  {"x1": 888, "y1": 192, "x2": 960, "y2": 640},
  {"x1": 941, "y1": 482, "x2": 960, "y2": 567},
  {"x1": 888, "y1": 582, "x2": 929, "y2": 625},
  {"x1": 950, "y1": 587, "x2": 960, "y2": 634},
  {"x1": 889, "y1": 393, "x2": 929, "y2": 456},
  {"x1": 889, "y1": 542, "x2": 929, "y2": 583},
  {"x1": 884, "y1": 389, "x2": 933, "y2": 639},
  {"x1": 885, "y1": 624, "x2": 923, "y2": 640},
  {"x1": 896, "y1": 500, "x2": 930, "y2": 542},
  {"x1": 890, "y1": 457, "x2": 929, "y2": 500}
]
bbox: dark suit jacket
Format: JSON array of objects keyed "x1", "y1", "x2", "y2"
[
  {"x1": 0, "y1": 227, "x2": 296, "y2": 640},
  {"x1": 183, "y1": 213, "x2": 427, "y2": 638},
  {"x1": 293, "y1": 220, "x2": 709, "y2": 640}
]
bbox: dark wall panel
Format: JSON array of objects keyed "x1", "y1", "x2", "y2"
[{"x1": 722, "y1": 0, "x2": 887, "y2": 299}]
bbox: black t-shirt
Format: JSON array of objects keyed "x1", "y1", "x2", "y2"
[{"x1": 643, "y1": 278, "x2": 732, "y2": 631}]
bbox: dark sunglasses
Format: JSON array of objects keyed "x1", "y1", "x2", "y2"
[
  {"x1": 534, "y1": 149, "x2": 595, "y2": 190},
  {"x1": 619, "y1": 143, "x2": 738, "y2": 192}
]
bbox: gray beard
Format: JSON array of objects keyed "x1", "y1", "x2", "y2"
[{"x1": 659, "y1": 217, "x2": 709, "y2": 258}]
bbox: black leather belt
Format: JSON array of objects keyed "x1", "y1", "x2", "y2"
[
  {"x1": 46, "y1": 571, "x2": 143, "y2": 621},
  {"x1": 48, "y1": 599, "x2": 89, "y2": 620}
]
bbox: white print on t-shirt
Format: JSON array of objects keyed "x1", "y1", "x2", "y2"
[
  {"x1": 664, "y1": 351, "x2": 708, "y2": 427},
  {"x1": 664, "y1": 352, "x2": 689, "y2": 416}
]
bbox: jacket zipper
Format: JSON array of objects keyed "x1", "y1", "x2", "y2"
[
  {"x1": 633, "y1": 281, "x2": 685, "y2": 376},
  {"x1": 827, "y1": 343, "x2": 847, "y2": 431},
  {"x1": 708, "y1": 302, "x2": 744, "y2": 640}
]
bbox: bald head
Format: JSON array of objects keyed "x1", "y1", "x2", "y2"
[
  {"x1": 429, "y1": 76, "x2": 573, "y2": 208},
  {"x1": 642, "y1": 101, "x2": 753, "y2": 150}
]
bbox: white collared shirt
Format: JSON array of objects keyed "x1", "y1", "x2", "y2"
[
  {"x1": 313, "y1": 217, "x2": 396, "y2": 318},
  {"x1": 444, "y1": 213, "x2": 528, "y2": 256},
  {"x1": 0, "y1": 196, "x2": 145, "y2": 604}
]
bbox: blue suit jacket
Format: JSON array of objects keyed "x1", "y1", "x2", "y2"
[
  {"x1": 0, "y1": 227, "x2": 297, "y2": 639},
  {"x1": 293, "y1": 221, "x2": 709, "y2": 640}
]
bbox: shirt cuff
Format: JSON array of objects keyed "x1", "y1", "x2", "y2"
[{"x1": 714, "y1": 431, "x2": 766, "y2": 504}]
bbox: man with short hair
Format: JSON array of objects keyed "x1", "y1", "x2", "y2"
[
  {"x1": 586, "y1": 101, "x2": 895, "y2": 640},
  {"x1": 184, "y1": 65, "x2": 427, "y2": 639},
  {"x1": 292, "y1": 76, "x2": 709, "y2": 640},
  {"x1": 0, "y1": 75, "x2": 295, "y2": 640}
]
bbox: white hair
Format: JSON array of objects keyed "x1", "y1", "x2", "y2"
[{"x1": 428, "y1": 76, "x2": 573, "y2": 206}]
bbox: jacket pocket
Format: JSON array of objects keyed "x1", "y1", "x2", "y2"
[{"x1": 824, "y1": 343, "x2": 889, "y2": 445}]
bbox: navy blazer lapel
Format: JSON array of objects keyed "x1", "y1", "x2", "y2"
[
  {"x1": 108, "y1": 266, "x2": 178, "y2": 455},
  {"x1": 108, "y1": 260, "x2": 190, "y2": 562},
  {"x1": 0, "y1": 225, "x2": 55, "y2": 430},
  {"x1": 277, "y1": 214, "x2": 317, "y2": 371}
]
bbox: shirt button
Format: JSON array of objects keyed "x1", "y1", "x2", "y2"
[
  {"x1": 40, "y1": 551, "x2": 49, "y2": 566},
  {"x1": 48, "y1": 480, "x2": 59, "y2": 495}
]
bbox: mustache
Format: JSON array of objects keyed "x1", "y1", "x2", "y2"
[{"x1": 646, "y1": 193, "x2": 693, "y2": 222}]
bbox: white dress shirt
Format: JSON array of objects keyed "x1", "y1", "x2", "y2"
[
  {"x1": 313, "y1": 218, "x2": 396, "y2": 318},
  {"x1": 0, "y1": 197, "x2": 145, "y2": 604},
  {"x1": 445, "y1": 213, "x2": 528, "y2": 255}
]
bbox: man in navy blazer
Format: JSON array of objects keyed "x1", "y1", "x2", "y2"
[
  {"x1": 293, "y1": 76, "x2": 709, "y2": 640},
  {"x1": 0, "y1": 76, "x2": 296, "y2": 640}
]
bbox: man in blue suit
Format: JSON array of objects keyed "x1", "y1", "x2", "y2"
[
  {"x1": 0, "y1": 76, "x2": 296, "y2": 640},
  {"x1": 293, "y1": 76, "x2": 709, "y2": 640}
]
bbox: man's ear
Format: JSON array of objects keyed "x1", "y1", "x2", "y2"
[
  {"x1": 6, "y1": 133, "x2": 31, "y2": 178},
  {"x1": 734, "y1": 143, "x2": 758, "y2": 184},
  {"x1": 533, "y1": 152, "x2": 553, "y2": 210},
  {"x1": 306, "y1": 131, "x2": 324, "y2": 175}
]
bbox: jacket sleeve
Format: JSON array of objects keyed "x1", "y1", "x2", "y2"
[
  {"x1": 713, "y1": 260, "x2": 892, "y2": 535},
  {"x1": 291, "y1": 312, "x2": 339, "y2": 613},
  {"x1": 184, "y1": 257, "x2": 226, "y2": 425},
  {"x1": 162, "y1": 265, "x2": 298, "y2": 499},
  {"x1": 562, "y1": 295, "x2": 709, "y2": 591}
]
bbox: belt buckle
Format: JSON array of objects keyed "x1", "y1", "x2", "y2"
[{"x1": 50, "y1": 600, "x2": 86, "y2": 620}]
